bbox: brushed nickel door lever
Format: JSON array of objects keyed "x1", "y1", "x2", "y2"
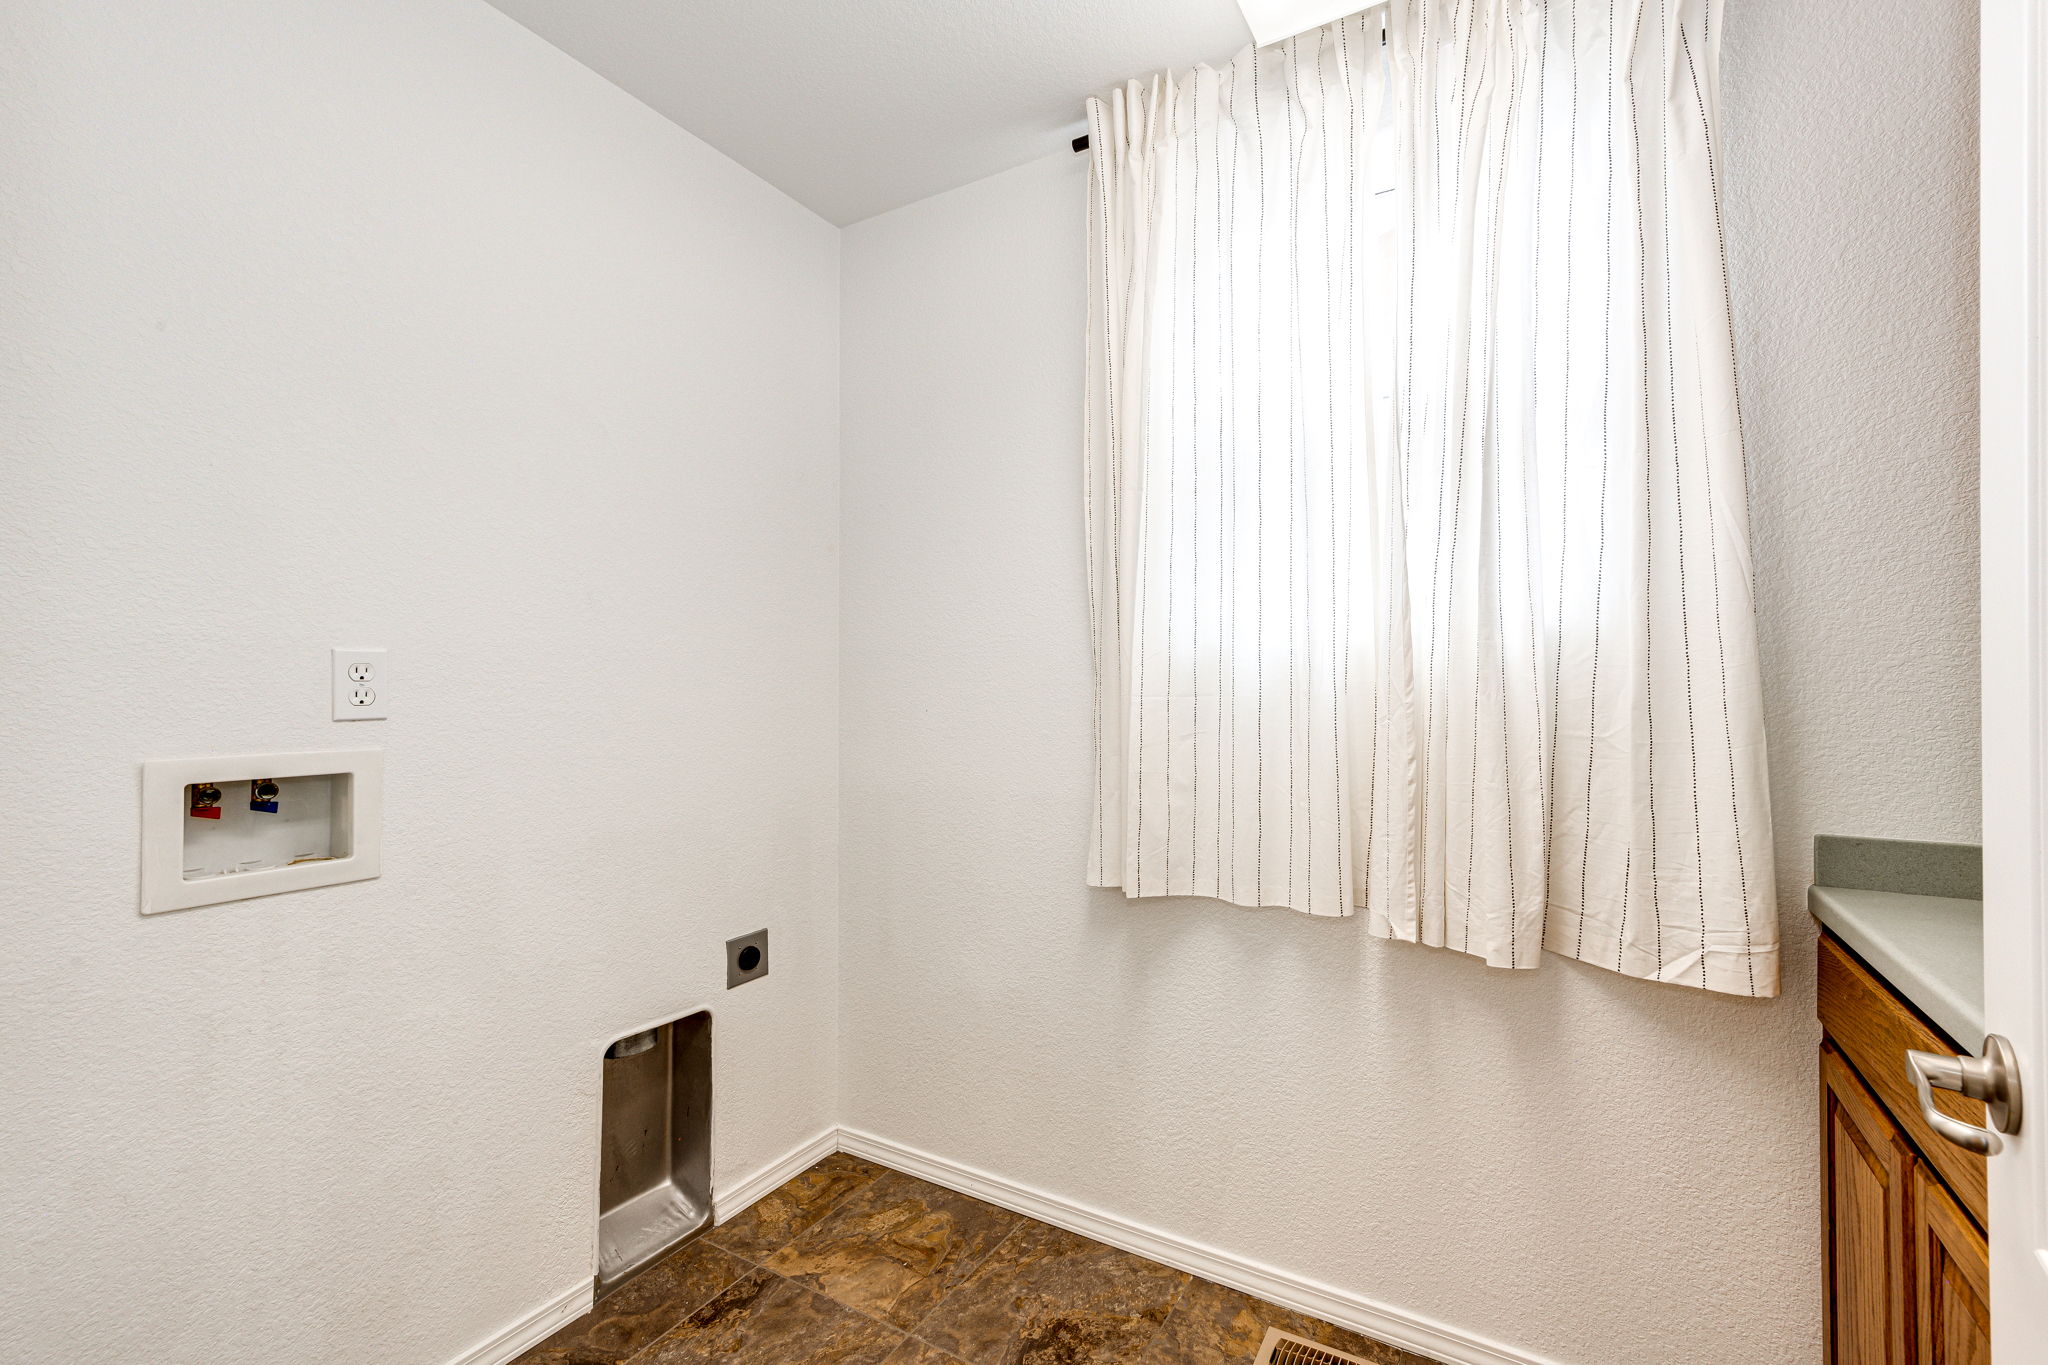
[{"x1": 1906, "y1": 1034, "x2": 2024, "y2": 1155}]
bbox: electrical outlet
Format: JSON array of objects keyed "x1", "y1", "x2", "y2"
[
  {"x1": 725, "y1": 930, "x2": 769, "y2": 989},
  {"x1": 332, "y1": 648, "x2": 388, "y2": 721}
]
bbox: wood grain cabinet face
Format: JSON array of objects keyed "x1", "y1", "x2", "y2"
[
  {"x1": 1822, "y1": 1045, "x2": 1913, "y2": 1365},
  {"x1": 1816, "y1": 935, "x2": 1988, "y2": 1226},
  {"x1": 1816, "y1": 932, "x2": 1994, "y2": 1364},
  {"x1": 1913, "y1": 1165, "x2": 1991, "y2": 1365}
]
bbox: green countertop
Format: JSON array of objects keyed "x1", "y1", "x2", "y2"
[{"x1": 1810, "y1": 884, "x2": 1984, "y2": 1051}]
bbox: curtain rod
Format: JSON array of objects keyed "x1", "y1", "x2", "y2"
[{"x1": 1072, "y1": 19, "x2": 1391, "y2": 150}]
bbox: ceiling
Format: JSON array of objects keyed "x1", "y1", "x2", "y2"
[{"x1": 480, "y1": 0, "x2": 1254, "y2": 225}]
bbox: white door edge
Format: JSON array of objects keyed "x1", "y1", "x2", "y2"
[{"x1": 1981, "y1": 0, "x2": 2048, "y2": 1349}]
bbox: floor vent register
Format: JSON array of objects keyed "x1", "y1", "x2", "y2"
[{"x1": 1252, "y1": 1327, "x2": 1375, "y2": 1365}]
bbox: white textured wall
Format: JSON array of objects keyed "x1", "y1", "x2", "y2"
[
  {"x1": 1726, "y1": 0, "x2": 1982, "y2": 867},
  {"x1": 0, "y1": 3, "x2": 839, "y2": 1363},
  {"x1": 838, "y1": 4, "x2": 1978, "y2": 1363}
]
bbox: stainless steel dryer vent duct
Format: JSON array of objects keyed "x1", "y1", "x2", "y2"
[{"x1": 597, "y1": 1011, "x2": 711, "y2": 1297}]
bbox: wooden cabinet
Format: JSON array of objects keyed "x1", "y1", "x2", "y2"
[
  {"x1": 1817, "y1": 932, "x2": 1991, "y2": 1363},
  {"x1": 1822, "y1": 1046, "x2": 1912, "y2": 1363},
  {"x1": 1913, "y1": 1166, "x2": 1992, "y2": 1365},
  {"x1": 1817, "y1": 937, "x2": 1988, "y2": 1223}
]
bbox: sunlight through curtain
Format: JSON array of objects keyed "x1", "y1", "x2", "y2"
[{"x1": 1083, "y1": 0, "x2": 1777, "y2": 997}]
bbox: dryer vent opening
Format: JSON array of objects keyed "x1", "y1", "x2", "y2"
[{"x1": 597, "y1": 1011, "x2": 711, "y2": 1297}]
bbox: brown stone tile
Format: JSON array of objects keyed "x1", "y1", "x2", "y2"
[
  {"x1": 911, "y1": 1221, "x2": 1190, "y2": 1365},
  {"x1": 1137, "y1": 1276, "x2": 1426, "y2": 1365},
  {"x1": 510, "y1": 1239, "x2": 752, "y2": 1365},
  {"x1": 765, "y1": 1170, "x2": 1024, "y2": 1330},
  {"x1": 883, "y1": 1338, "x2": 976, "y2": 1365},
  {"x1": 704, "y1": 1153, "x2": 887, "y2": 1263},
  {"x1": 627, "y1": 1269, "x2": 906, "y2": 1365}
]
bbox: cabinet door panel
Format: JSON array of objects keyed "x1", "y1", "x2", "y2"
[
  {"x1": 1913, "y1": 1165, "x2": 1991, "y2": 1365},
  {"x1": 1822, "y1": 1045, "x2": 1911, "y2": 1365}
]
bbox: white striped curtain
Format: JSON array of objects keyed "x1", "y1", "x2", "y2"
[{"x1": 1083, "y1": 0, "x2": 1778, "y2": 997}]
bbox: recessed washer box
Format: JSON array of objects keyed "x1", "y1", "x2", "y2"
[{"x1": 140, "y1": 750, "x2": 382, "y2": 915}]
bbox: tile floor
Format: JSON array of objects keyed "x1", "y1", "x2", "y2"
[{"x1": 513, "y1": 1153, "x2": 1431, "y2": 1365}]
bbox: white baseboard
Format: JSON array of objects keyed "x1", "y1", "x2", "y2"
[
  {"x1": 713, "y1": 1126, "x2": 842, "y2": 1225},
  {"x1": 443, "y1": 1278, "x2": 591, "y2": 1365},
  {"x1": 835, "y1": 1128, "x2": 1563, "y2": 1365}
]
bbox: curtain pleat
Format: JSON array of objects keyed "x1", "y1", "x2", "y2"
[{"x1": 1084, "y1": 0, "x2": 1777, "y2": 997}]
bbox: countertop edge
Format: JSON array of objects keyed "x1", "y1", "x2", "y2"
[{"x1": 1809, "y1": 884, "x2": 1985, "y2": 1052}]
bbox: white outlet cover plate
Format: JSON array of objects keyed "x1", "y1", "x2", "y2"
[
  {"x1": 140, "y1": 749, "x2": 383, "y2": 915},
  {"x1": 332, "y1": 647, "x2": 388, "y2": 720}
]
